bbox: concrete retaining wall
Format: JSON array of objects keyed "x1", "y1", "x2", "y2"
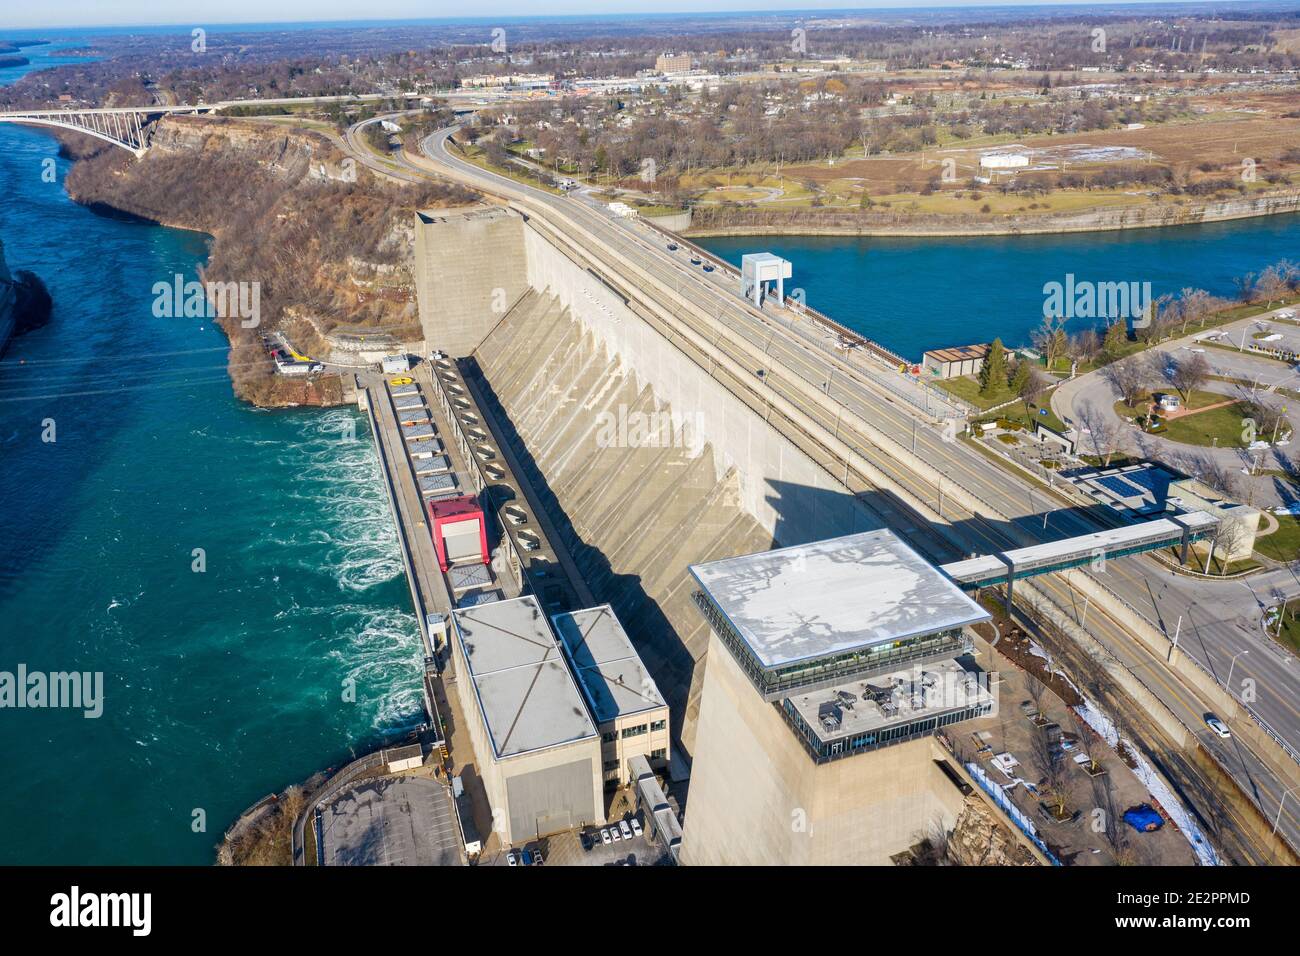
[{"x1": 522, "y1": 223, "x2": 877, "y2": 547}]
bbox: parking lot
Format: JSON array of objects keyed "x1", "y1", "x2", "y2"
[{"x1": 320, "y1": 775, "x2": 463, "y2": 866}]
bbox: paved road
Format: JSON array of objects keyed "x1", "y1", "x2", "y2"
[
  {"x1": 1053, "y1": 316, "x2": 1300, "y2": 509},
  {"x1": 349, "y1": 118, "x2": 1300, "y2": 853}
]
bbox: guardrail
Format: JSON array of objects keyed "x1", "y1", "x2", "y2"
[{"x1": 291, "y1": 749, "x2": 389, "y2": 866}]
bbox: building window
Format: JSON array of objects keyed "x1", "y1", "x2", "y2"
[
  {"x1": 601, "y1": 731, "x2": 616, "y2": 743},
  {"x1": 649, "y1": 719, "x2": 666, "y2": 732},
  {"x1": 621, "y1": 724, "x2": 648, "y2": 739},
  {"x1": 650, "y1": 748, "x2": 666, "y2": 761},
  {"x1": 603, "y1": 759, "x2": 620, "y2": 772}
]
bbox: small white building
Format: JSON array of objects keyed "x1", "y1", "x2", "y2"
[
  {"x1": 980, "y1": 152, "x2": 1030, "y2": 171},
  {"x1": 381, "y1": 354, "x2": 410, "y2": 374}
]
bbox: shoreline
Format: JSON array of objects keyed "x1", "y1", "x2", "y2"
[{"x1": 684, "y1": 189, "x2": 1300, "y2": 240}]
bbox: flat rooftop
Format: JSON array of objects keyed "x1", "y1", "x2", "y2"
[
  {"x1": 452, "y1": 595, "x2": 598, "y2": 760},
  {"x1": 690, "y1": 530, "x2": 989, "y2": 670},
  {"x1": 787, "y1": 657, "x2": 993, "y2": 745},
  {"x1": 552, "y1": 605, "x2": 666, "y2": 725}
]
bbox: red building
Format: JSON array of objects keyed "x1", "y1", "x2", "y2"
[{"x1": 428, "y1": 496, "x2": 489, "y2": 571}]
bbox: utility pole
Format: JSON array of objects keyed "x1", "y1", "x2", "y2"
[{"x1": 1226, "y1": 649, "x2": 1249, "y2": 695}]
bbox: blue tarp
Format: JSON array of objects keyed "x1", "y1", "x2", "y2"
[{"x1": 1123, "y1": 804, "x2": 1164, "y2": 833}]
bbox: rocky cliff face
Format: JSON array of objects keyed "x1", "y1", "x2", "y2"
[
  {"x1": 61, "y1": 115, "x2": 473, "y2": 407},
  {"x1": 0, "y1": 238, "x2": 52, "y2": 360}
]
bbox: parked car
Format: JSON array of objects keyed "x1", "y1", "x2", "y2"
[
  {"x1": 1205, "y1": 715, "x2": 1232, "y2": 739},
  {"x1": 702, "y1": 264, "x2": 714, "y2": 272},
  {"x1": 531, "y1": 848, "x2": 544, "y2": 866},
  {"x1": 629, "y1": 817, "x2": 643, "y2": 837},
  {"x1": 521, "y1": 849, "x2": 534, "y2": 866},
  {"x1": 600, "y1": 828, "x2": 612, "y2": 845},
  {"x1": 611, "y1": 826, "x2": 622, "y2": 842},
  {"x1": 619, "y1": 820, "x2": 632, "y2": 840},
  {"x1": 506, "y1": 850, "x2": 518, "y2": 866},
  {"x1": 689, "y1": 257, "x2": 701, "y2": 266},
  {"x1": 667, "y1": 243, "x2": 678, "y2": 251}
]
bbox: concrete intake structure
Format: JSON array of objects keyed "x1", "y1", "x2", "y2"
[{"x1": 420, "y1": 207, "x2": 883, "y2": 757}]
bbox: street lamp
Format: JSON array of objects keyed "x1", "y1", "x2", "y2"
[
  {"x1": 1226, "y1": 649, "x2": 1250, "y2": 696},
  {"x1": 1274, "y1": 784, "x2": 1300, "y2": 836}
]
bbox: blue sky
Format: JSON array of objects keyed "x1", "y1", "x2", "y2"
[{"x1": 0, "y1": 1, "x2": 1208, "y2": 32}]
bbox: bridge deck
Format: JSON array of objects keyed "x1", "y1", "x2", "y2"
[{"x1": 941, "y1": 511, "x2": 1218, "y2": 588}]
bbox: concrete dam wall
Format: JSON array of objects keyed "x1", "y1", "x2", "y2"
[{"x1": 419, "y1": 208, "x2": 878, "y2": 755}]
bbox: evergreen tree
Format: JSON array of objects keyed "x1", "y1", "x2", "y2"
[
  {"x1": 1102, "y1": 320, "x2": 1128, "y2": 357},
  {"x1": 1010, "y1": 357, "x2": 1031, "y2": 398},
  {"x1": 979, "y1": 338, "x2": 1008, "y2": 396}
]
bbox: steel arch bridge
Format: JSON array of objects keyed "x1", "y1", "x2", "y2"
[{"x1": 0, "y1": 105, "x2": 218, "y2": 157}]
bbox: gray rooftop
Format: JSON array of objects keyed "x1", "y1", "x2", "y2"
[
  {"x1": 788, "y1": 658, "x2": 993, "y2": 745},
  {"x1": 690, "y1": 530, "x2": 989, "y2": 670},
  {"x1": 452, "y1": 595, "x2": 598, "y2": 760},
  {"x1": 552, "y1": 605, "x2": 667, "y2": 724}
]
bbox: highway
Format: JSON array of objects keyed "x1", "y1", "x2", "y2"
[{"x1": 341, "y1": 115, "x2": 1300, "y2": 856}]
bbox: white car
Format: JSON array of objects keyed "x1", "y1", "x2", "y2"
[
  {"x1": 506, "y1": 850, "x2": 518, "y2": 866},
  {"x1": 619, "y1": 820, "x2": 632, "y2": 840},
  {"x1": 1205, "y1": 716, "x2": 1231, "y2": 739},
  {"x1": 611, "y1": 826, "x2": 622, "y2": 842},
  {"x1": 600, "y1": 828, "x2": 612, "y2": 845},
  {"x1": 630, "y1": 817, "x2": 643, "y2": 837}
]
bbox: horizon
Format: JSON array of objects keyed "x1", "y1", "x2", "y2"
[{"x1": 0, "y1": 0, "x2": 1287, "y2": 33}]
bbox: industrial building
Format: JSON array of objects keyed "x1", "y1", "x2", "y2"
[
  {"x1": 680, "y1": 530, "x2": 998, "y2": 865},
  {"x1": 552, "y1": 604, "x2": 671, "y2": 786},
  {"x1": 449, "y1": 595, "x2": 605, "y2": 846},
  {"x1": 922, "y1": 343, "x2": 989, "y2": 379}
]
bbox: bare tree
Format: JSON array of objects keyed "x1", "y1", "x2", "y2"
[
  {"x1": 1032, "y1": 314, "x2": 1068, "y2": 372},
  {"x1": 1207, "y1": 515, "x2": 1251, "y2": 574},
  {"x1": 1070, "y1": 710, "x2": 1101, "y2": 774},
  {"x1": 1020, "y1": 366, "x2": 1049, "y2": 405},
  {"x1": 1179, "y1": 287, "x2": 1214, "y2": 332},
  {"x1": 1066, "y1": 327, "x2": 1101, "y2": 369},
  {"x1": 1101, "y1": 354, "x2": 1149, "y2": 408},
  {"x1": 1169, "y1": 352, "x2": 1210, "y2": 401},
  {"x1": 1078, "y1": 401, "x2": 1125, "y2": 466}
]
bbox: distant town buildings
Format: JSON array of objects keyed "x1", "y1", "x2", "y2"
[{"x1": 656, "y1": 52, "x2": 692, "y2": 74}]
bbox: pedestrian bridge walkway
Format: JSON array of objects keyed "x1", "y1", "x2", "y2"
[{"x1": 940, "y1": 511, "x2": 1219, "y2": 590}]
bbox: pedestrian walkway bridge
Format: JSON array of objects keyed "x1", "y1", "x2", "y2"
[{"x1": 940, "y1": 511, "x2": 1219, "y2": 593}]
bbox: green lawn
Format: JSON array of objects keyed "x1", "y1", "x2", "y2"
[
  {"x1": 1254, "y1": 514, "x2": 1300, "y2": 563},
  {"x1": 1160, "y1": 401, "x2": 1254, "y2": 447},
  {"x1": 1270, "y1": 599, "x2": 1300, "y2": 655},
  {"x1": 933, "y1": 374, "x2": 1011, "y2": 410}
]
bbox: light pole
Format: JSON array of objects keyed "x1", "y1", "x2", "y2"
[
  {"x1": 1274, "y1": 785, "x2": 1300, "y2": 836},
  {"x1": 1226, "y1": 649, "x2": 1249, "y2": 696}
]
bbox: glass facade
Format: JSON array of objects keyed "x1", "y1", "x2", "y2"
[
  {"x1": 779, "y1": 697, "x2": 994, "y2": 764},
  {"x1": 693, "y1": 590, "x2": 967, "y2": 700}
]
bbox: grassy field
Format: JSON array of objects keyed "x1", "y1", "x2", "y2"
[
  {"x1": 1160, "y1": 401, "x2": 1253, "y2": 447},
  {"x1": 1254, "y1": 514, "x2": 1300, "y2": 563},
  {"x1": 1271, "y1": 599, "x2": 1300, "y2": 655}
]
